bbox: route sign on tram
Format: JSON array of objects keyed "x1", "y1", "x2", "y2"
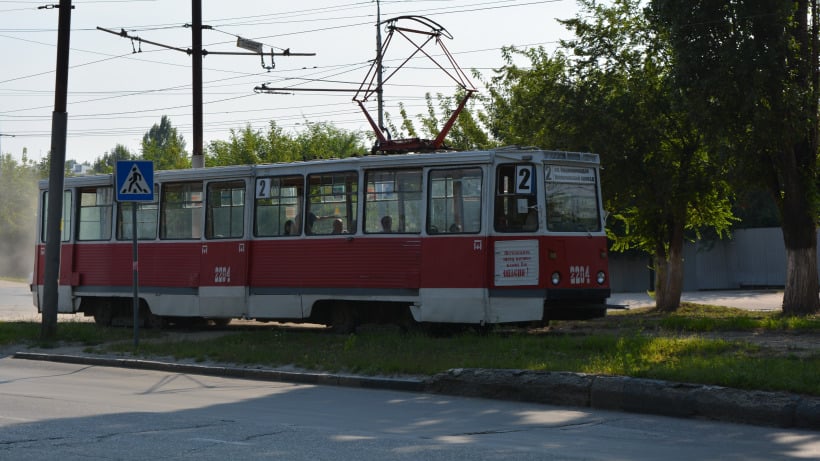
[{"x1": 116, "y1": 161, "x2": 154, "y2": 202}]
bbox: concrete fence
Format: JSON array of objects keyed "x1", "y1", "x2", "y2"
[{"x1": 609, "y1": 227, "x2": 794, "y2": 292}]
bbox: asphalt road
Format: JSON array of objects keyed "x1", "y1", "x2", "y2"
[{"x1": 1, "y1": 358, "x2": 818, "y2": 461}]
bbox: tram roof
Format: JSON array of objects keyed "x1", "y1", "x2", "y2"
[{"x1": 40, "y1": 147, "x2": 599, "y2": 189}]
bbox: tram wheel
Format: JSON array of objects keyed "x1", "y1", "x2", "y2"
[
  {"x1": 330, "y1": 303, "x2": 357, "y2": 334},
  {"x1": 93, "y1": 307, "x2": 112, "y2": 327},
  {"x1": 211, "y1": 318, "x2": 231, "y2": 328},
  {"x1": 145, "y1": 311, "x2": 168, "y2": 329}
]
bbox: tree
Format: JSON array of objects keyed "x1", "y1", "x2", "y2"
[
  {"x1": 486, "y1": 0, "x2": 735, "y2": 311},
  {"x1": 141, "y1": 115, "x2": 189, "y2": 170},
  {"x1": 293, "y1": 121, "x2": 366, "y2": 160},
  {"x1": 652, "y1": 1, "x2": 820, "y2": 316},
  {"x1": 206, "y1": 125, "x2": 266, "y2": 167},
  {"x1": 387, "y1": 91, "x2": 498, "y2": 151},
  {"x1": 91, "y1": 144, "x2": 134, "y2": 174},
  {"x1": 0, "y1": 153, "x2": 39, "y2": 278}
]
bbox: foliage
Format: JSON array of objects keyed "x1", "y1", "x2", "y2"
[
  {"x1": 206, "y1": 121, "x2": 367, "y2": 167},
  {"x1": 386, "y1": 90, "x2": 498, "y2": 151},
  {"x1": 0, "y1": 154, "x2": 39, "y2": 278},
  {"x1": 140, "y1": 115, "x2": 190, "y2": 170},
  {"x1": 90, "y1": 144, "x2": 134, "y2": 174},
  {"x1": 651, "y1": 0, "x2": 820, "y2": 315}
]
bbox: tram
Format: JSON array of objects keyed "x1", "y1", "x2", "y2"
[{"x1": 32, "y1": 147, "x2": 611, "y2": 331}]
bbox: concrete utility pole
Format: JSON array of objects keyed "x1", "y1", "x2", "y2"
[
  {"x1": 41, "y1": 0, "x2": 73, "y2": 339},
  {"x1": 191, "y1": 0, "x2": 204, "y2": 168},
  {"x1": 375, "y1": 0, "x2": 384, "y2": 133}
]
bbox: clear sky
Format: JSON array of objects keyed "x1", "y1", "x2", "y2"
[{"x1": 0, "y1": 0, "x2": 580, "y2": 165}]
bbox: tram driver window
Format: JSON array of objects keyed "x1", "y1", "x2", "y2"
[
  {"x1": 544, "y1": 165, "x2": 602, "y2": 232},
  {"x1": 494, "y1": 164, "x2": 538, "y2": 233},
  {"x1": 427, "y1": 167, "x2": 482, "y2": 234}
]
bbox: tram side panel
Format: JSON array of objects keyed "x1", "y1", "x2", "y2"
[
  {"x1": 247, "y1": 237, "x2": 421, "y2": 321},
  {"x1": 417, "y1": 235, "x2": 489, "y2": 323}
]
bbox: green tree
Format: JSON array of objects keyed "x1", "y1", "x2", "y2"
[
  {"x1": 388, "y1": 91, "x2": 498, "y2": 151},
  {"x1": 91, "y1": 144, "x2": 134, "y2": 174},
  {"x1": 0, "y1": 153, "x2": 39, "y2": 278},
  {"x1": 652, "y1": 1, "x2": 820, "y2": 316},
  {"x1": 487, "y1": 0, "x2": 735, "y2": 311},
  {"x1": 141, "y1": 115, "x2": 189, "y2": 170},
  {"x1": 294, "y1": 121, "x2": 366, "y2": 160},
  {"x1": 206, "y1": 125, "x2": 265, "y2": 167}
]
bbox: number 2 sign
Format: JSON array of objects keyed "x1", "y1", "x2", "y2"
[{"x1": 515, "y1": 165, "x2": 535, "y2": 194}]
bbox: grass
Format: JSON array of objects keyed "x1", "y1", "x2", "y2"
[
  {"x1": 0, "y1": 320, "x2": 152, "y2": 349},
  {"x1": 2, "y1": 302, "x2": 819, "y2": 396}
]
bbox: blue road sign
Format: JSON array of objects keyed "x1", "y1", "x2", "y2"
[{"x1": 116, "y1": 161, "x2": 154, "y2": 202}]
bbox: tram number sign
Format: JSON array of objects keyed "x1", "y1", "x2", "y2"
[{"x1": 515, "y1": 165, "x2": 534, "y2": 194}]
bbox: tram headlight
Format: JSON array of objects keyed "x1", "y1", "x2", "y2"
[
  {"x1": 597, "y1": 271, "x2": 606, "y2": 284},
  {"x1": 551, "y1": 272, "x2": 561, "y2": 285}
]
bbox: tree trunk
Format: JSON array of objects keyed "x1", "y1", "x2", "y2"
[
  {"x1": 782, "y1": 243, "x2": 820, "y2": 316},
  {"x1": 654, "y1": 226, "x2": 685, "y2": 312}
]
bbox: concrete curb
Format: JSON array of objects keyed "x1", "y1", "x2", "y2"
[
  {"x1": 12, "y1": 352, "x2": 425, "y2": 393},
  {"x1": 12, "y1": 353, "x2": 820, "y2": 430},
  {"x1": 426, "y1": 368, "x2": 820, "y2": 430}
]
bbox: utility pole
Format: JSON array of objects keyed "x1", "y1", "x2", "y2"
[
  {"x1": 41, "y1": 0, "x2": 73, "y2": 339},
  {"x1": 99, "y1": 1, "x2": 312, "y2": 169},
  {"x1": 375, "y1": 0, "x2": 384, "y2": 133},
  {"x1": 191, "y1": 0, "x2": 204, "y2": 168}
]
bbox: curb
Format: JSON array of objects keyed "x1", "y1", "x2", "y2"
[
  {"x1": 426, "y1": 368, "x2": 820, "y2": 430},
  {"x1": 12, "y1": 352, "x2": 425, "y2": 393},
  {"x1": 12, "y1": 353, "x2": 820, "y2": 430}
]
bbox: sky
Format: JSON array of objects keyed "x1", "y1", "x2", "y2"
[{"x1": 0, "y1": 0, "x2": 581, "y2": 165}]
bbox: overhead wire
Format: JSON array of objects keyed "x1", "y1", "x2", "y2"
[{"x1": 0, "y1": 0, "x2": 566, "y2": 151}]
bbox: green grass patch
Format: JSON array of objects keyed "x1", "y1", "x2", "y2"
[
  {"x1": 99, "y1": 326, "x2": 820, "y2": 396},
  {"x1": 0, "y1": 320, "x2": 150, "y2": 349},
  {"x1": 4, "y1": 302, "x2": 820, "y2": 397}
]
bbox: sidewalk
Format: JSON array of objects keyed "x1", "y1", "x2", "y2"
[{"x1": 608, "y1": 289, "x2": 784, "y2": 312}]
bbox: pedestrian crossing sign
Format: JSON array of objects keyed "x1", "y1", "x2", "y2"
[{"x1": 116, "y1": 161, "x2": 154, "y2": 202}]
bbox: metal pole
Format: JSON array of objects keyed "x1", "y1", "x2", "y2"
[
  {"x1": 132, "y1": 204, "x2": 139, "y2": 348},
  {"x1": 191, "y1": 0, "x2": 204, "y2": 168},
  {"x1": 42, "y1": 0, "x2": 72, "y2": 339}
]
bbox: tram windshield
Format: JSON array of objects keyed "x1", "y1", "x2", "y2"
[{"x1": 544, "y1": 165, "x2": 601, "y2": 232}]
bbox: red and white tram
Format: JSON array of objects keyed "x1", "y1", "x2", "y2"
[{"x1": 32, "y1": 147, "x2": 611, "y2": 330}]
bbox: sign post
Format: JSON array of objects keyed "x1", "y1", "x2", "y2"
[{"x1": 116, "y1": 161, "x2": 154, "y2": 348}]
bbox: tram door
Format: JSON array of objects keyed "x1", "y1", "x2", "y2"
[
  {"x1": 420, "y1": 167, "x2": 488, "y2": 323},
  {"x1": 199, "y1": 180, "x2": 249, "y2": 318}
]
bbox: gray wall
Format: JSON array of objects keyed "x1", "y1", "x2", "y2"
[{"x1": 609, "y1": 227, "x2": 793, "y2": 292}]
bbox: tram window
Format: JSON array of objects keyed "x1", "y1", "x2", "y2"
[
  {"x1": 364, "y1": 169, "x2": 422, "y2": 234},
  {"x1": 77, "y1": 187, "x2": 113, "y2": 241},
  {"x1": 254, "y1": 175, "x2": 303, "y2": 237},
  {"x1": 494, "y1": 164, "x2": 538, "y2": 233},
  {"x1": 306, "y1": 171, "x2": 358, "y2": 235},
  {"x1": 117, "y1": 198, "x2": 158, "y2": 240},
  {"x1": 544, "y1": 165, "x2": 602, "y2": 232},
  {"x1": 41, "y1": 190, "x2": 72, "y2": 242},
  {"x1": 160, "y1": 182, "x2": 203, "y2": 239},
  {"x1": 206, "y1": 181, "x2": 245, "y2": 239},
  {"x1": 427, "y1": 167, "x2": 482, "y2": 234}
]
